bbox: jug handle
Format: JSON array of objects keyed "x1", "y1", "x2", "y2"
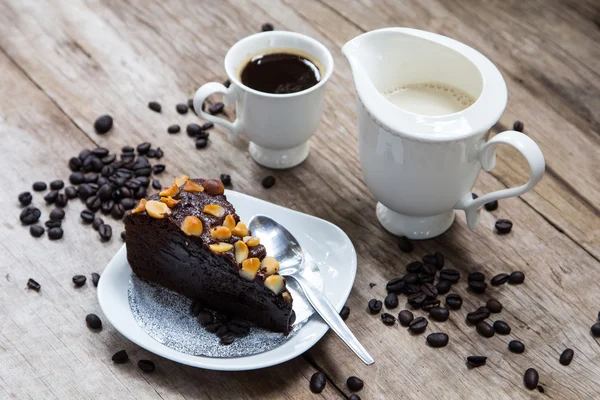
[
  {"x1": 193, "y1": 82, "x2": 241, "y2": 141},
  {"x1": 455, "y1": 130, "x2": 545, "y2": 229}
]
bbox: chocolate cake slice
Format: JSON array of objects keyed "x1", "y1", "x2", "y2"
[{"x1": 124, "y1": 176, "x2": 293, "y2": 333}]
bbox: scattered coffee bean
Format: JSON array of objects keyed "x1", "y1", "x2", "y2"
[
  {"x1": 472, "y1": 193, "x2": 478, "y2": 199},
  {"x1": 509, "y1": 271, "x2": 525, "y2": 284},
  {"x1": 421, "y1": 299, "x2": 440, "y2": 312},
  {"x1": 486, "y1": 298, "x2": 503, "y2": 313},
  {"x1": 369, "y1": 283, "x2": 376, "y2": 289},
  {"x1": 94, "y1": 115, "x2": 113, "y2": 134},
  {"x1": 398, "y1": 236, "x2": 414, "y2": 252},
  {"x1": 509, "y1": 340, "x2": 525, "y2": 353},
  {"x1": 406, "y1": 261, "x2": 423, "y2": 273},
  {"x1": 493, "y1": 320, "x2": 511, "y2": 335},
  {"x1": 73, "y1": 275, "x2": 87, "y2": 286},
  {"x1": 45, "y1": 220, "x2": 62, "y2": 228},
  {"x1": 138, "y1": 360, "x2": 155, "y2": 372},
  {"x1": 384, "y1": 293, "x2": 399, "y2": 309},
  {"x1": 196, "y1": 310, "x2": 214, "y2": 327},
  {"x1": 20, "y1": 206, "x2": 41, "y2": 225},
  {"x1": 65, "y1": 186, "x2": 78, "y2": 199},
  {"x1": 201, "y1": 122, "x2": 214, "y2": 131},
  {"x1": 339, "y1": 306, "x2": 350, "y2": 321},
  {"x1": 30, "y1": 225, "x2": 45, "y2": 238},
  {"x1": 523, "y1": 368, "x2": 538, "y2": 390},
  {"x1": 86, "y1": 313, "x2": 102, "y2": 330},
  {"x1": 408, "y1": 317, "x2": 428, "y2": 334},
  {"x1": 18, "y1": 191, "x2": 33, "y2": 206},
  {"x1": 49, "y1": 208, "x2": 65, "y2": 221},
  {"x1": 262, "y1": 175, "x2": 276, "y2": 189},
  {"x1": 420, "y1": 282, "x2": 438, "y2": 298},
  {"x1": 467, "y1": 308, "x2": 490, "y2": 324},
  {"x1": 429, "y1": 307, "x2": 449, "y2": 322},
  {"x1": 537, "y1": 385, "x2": 544, "y2": 393},
  {"x1": 404, "y1": 272, "x2": 419, "y2": 284},
  {"x1": 187, "y1": 98, "x2": 194, "y2": 111},
  {"x1": 468, "y1": 280, "x2": 488, "y2": 294},
  {"x1": 90, "y1": 272, "x2": 100, "y2": 287},
  {"x1": 513, "y1": 120, "x2": 524, "y2": 132},
  {"x1": 33, "y1": 181, "x2": 47, "y2": 191},
  {"x1": 476, "y1": 321, "x2": 495, "y2": 338},
  {"x1": 92, "y1": 217, "x2": 104, "y2": 230},
  {"x1": 50, "y1": 180, "x2": 64, "y2": 190},
  {"x1": 136, "y1": 142, "x2": 151, "y2": 154},
  {"x1": 84, "y1": 172, "x2": 98, "y2": 183},
  {"x1": 466, "y1": 356, "x2": 487, "y2": 368},
  {"x1": 70, "y1": 172, "x2": 85, "y2": 185},
  {"x1": 119, "y1": 231, "x2": 126, "y2": 242},
  {"x1": 167, "y1": 124, "x2": 181, "y2": 134},
  {"x1": 490, "y1": 273, "x2": 509, "y2": 286},
  {"x1": 422, "y1": 254, "x2": 437, "y2": 266},
  {"x1": 112, "y1": 350, "x2": 129, "y2": 364},
  {"x1": 346, "y1": 376, "x2": 363, "y2": 392},
  {"x1": 120, "y1": 198, "x2": 136, "y2": 210},
  {"x1": 219, "y1": 174, "x2": 232, "y2": 186},
  {"x1": 152, "y1": 164, "x2": 165, "y2": 174},
  {"x1": 102, "y1": 154, "x2": 116, "y2": 164},
  {"x1": 590, "y1": 322, "x2": 600, "y2": 337},
  {"x1": 27, "y1": 278, "x2": 41, "y2": 291},
  {"x1": 398, "y1": 310, "x2": 414, "y2": 327},
  {"x1": 220, "y1": 332, "x2": 236, "y2": 345},
  {"x1": 407, "y1": 292, "x2": 426, "y2": 308},
  {"x1": 176, "y1": 103, "x2": 188, "y2": 114},
  {"x1": 262, "y1": 22, "x2": 274, "y2": 31},
  {"x1": 44, "y1": 190, "x2": 58, "y2": 204},
  {"x1": 187, "y1": 123, "x2": 202, "y2": 137},
  {"x1": 55, "y1": 194, "x2": 68, "y2": 208},
  {"x1": 80, "y1": 210, "x2": 95, "y2": 223},
  {"x1": 86, "y1": 195, "x2": 101, "y2": 212},
  {"x1": 381, "y1": 312, "x2": 396, "y2": 325},
  {"x1": 47, "y1": 227, "x2": 63, "y2": 240},
  {"x1": 436, "y1": 280, "x2": 452, "y2": 295},
  {"x1": 434, "y1": 252, "x2": 445, "y2": 269},
  {"x1": 99, "y1": 224, "x2": 112, "y2": 241},
  {"x1": 445, "y1": 293, "x2": 463, "y2": 310},
  {"x1": 368, "y1": 299, "x2": 382, "y2": 314},
  {"x1": 468, "y1": 272, "x2": 485, "y2": 282},
  {"x1": 439, "y1": 269, "x2": 460, "y2": 283},
  {"x1": 209, "y1": 102, "x2": 224, "y2": 115},
  {"x1": 229, "y1": 320, "x2": 251, "y2": 337},
  {"x1": 427, "y1": 332, "x2": 449, "y2": 347},
  {"x1": 495, "y1": 219, "x2": 513, "y2": 234},
  {"x1": 309, "y1": 371, "x2": 327, "y2": 393},
  {"x1": 485, "y1": 200, "x2": 498, "y2": 211},
  {"x1": 559, "y1": 348, "x2": 574, "y2": 366},
  {"x1": 148, "y1": 101, "x2": 161, "y2": 112},
  {"x1": 195, "y1": 138, "x2": 208, "y2": 149}
]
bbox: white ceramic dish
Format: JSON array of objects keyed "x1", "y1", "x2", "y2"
[{"x1": 97, "y1": 190, "x2": 357, "y2": 371}]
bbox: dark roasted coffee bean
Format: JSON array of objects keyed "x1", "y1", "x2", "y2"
[
  {"x1": 111, "y1": 204, "x2": 124, "y2": 219},
  {"x1": 436, "y1": 280, "x2": 452, "y2": 295},
  {"x1": 386, "y1": 277, "x2": 404, "y2": 294},
  {"x1": 346, "y1": 376, "x2": 363, "y2": 392},
  {"x1": 48, "y1": 227, "x2": 63, "y2": 240},
  {"x1": 78, "y1": 183, "x2": 95, "y2": 200},
  {"x1": 101, "y1": 165, "x2": 114, "y2": 177},
  {"x1": 167, "y1": 124, "x2": 181, "y2": 134},
  {"x1": 201, "y1": 121, "x2": 214, "y2": 130},
  {"x1": 90, "y1": 147, "x2": 108, "y2": 158},
  {"x1": 44, "y1": 190, "x2": 58, "y2": 204},
  {"x1": 204, "y1": 322, "x2": 221, "y2": 333},
  {"x1": 404, "y1": 273, "x2": 418, "y2": 284},
  {"x1": 439, "y1": 269, "x2": 460, "y2": 283},
  {"x1": 422, "y1": 254, "x2": 436, "y2": 266},
  {"x1": 55, "y1": 194, "x2": 68, "y2": 208},
  {"x1": 45, "y1": 220, "x2": 61, "y2": 228},
  {"x1": 223, "y1": 79, "x2": 231, "y2": 88},
  {"x1": 466, "y1": 356, "x2": 487, "y2": 368},
  {"x1": 513, "y1": 120, "x2": 524, "y2": 132},
  {"x1": 472, "y1": 192, "x2": 478, "y2": 199},
  {"x1": 94, "y1": 115, "x2": 112, "y2": 134},
  {"x1": 220, "y1": 332, "x2": 236, "y2": 345},
  {"x1": 73, "y1": 275, "x2": 87, "y2": 286},
  {"x1": 147, "y1": 149, "x2": 157, "y2": 158},
  {"x1": 209, "y1": 102, "x2": 224, "y2": 114},
  {"x1": 187, "y1": 123, "x2": 202, "y2": 137},
  {"x1": 509, "y1": 340, "x2": 525, "y2": 353},
  {"x1": 403, "y1": 283, "x2": 420, "y2": 294},
  {"x1": 86, "y1": 313, "x2": 102, "y2": 330},
  {"x1": 476, "y1": 321, "x2": 495, "y2": 338},
  {"x1": 422, "y1": 263, "x2": 437, "y2": 276},
  {"x1": 523, "y1": 368, "x2": 538, "y2": 390},
  {"x1": 590, "y1": 322, "x2": 600, "y2": 337},
  {"x1": 91, "y1": 272, "x2": 100, "y2": 287},
  {"x1": 79, "y1": 149, "x2": 93, "y2": 161},
  {"x1": 339, "y1": 306, "x2": 350, "y2": 321},
  {"x1": 420, "y1": 283, "x2": 438, "y2": 298},
  {"x1": 466, "y1": 308, "x2": 490, "y2": 324},
  {"x1": 197, "y1": 310, "x2": 214, "y2": 326},
  {"x1": 102, "y1": 154, "x2": 116, "y2": 164},
  {"x1": 124, "y1": 179, "x2": 141, "y2": 190},
  {"x1": 417, "y1": 272, "x2": 434, "y2": 284},
  {"x1": 427, "y1": 332, "x2": 449, "y2": 347},
  {"x1": 408, "y1": 317, "x2": 428, "y2": 333},
  {"x1": 49, "y1": 180, "x2": 64, "y2": 190},
  {"x1": 65, "y1": 186, "x2": 78, "y2": 199},
  {"x1": 121, "y1": 153, "x2": 135, "y2": 162},
  {"x1": 187, "y1": 98, "x2": 195, "y2": 111},
  {"x1": 134, "y1": 167, "x2": 152, "y2": 178},
  {"x1": 91, "y1": 157, "x2": 103, "y2": 172},
  {"x1": 538, "y1": 385, "x2": 544, "y2": 393},
  {"x1": 384, "y1": 293, "x2": 399, "y2": 309},
  {"x1": 101, "y1": 200, "x2": 114, "y2": 214},
  {"x1": 490, "y1": 273, "x2": 509, "y2": 286},
  {"x1": 155, "y1": 147, "x2": 164, "y2": 159},
  {"x1": 121, "y1": 145, "x2": 134, "y2": 153},
  {"x1": 69, "y1": 172, "x2": 85, "y2": 185},
  {"x1": 49, "y1": 208, "x2": 65, "y2": 221},
  {"x1": 138, "y1": 360, "x2": 155, "y2": 372},
  {"x1": 559, "y1": 348, "x2": 574, "y2": 366},
  {"x1": 18, "y1": 191, "x2": 33, "y2": 206},
  {"x1": 262, "y1": 175, "x2": 276, "y2": 189},
  {"x1": 509, "y1": 271, "x2": 525, "y2": 284},
  {"x1": 485, "y1": 200, "x2": 498, "y2": 211},
  {"x1": 86, "y1": 195, "x2": 101, "y2": 212},
  {"x1": 33, "y1": 181, "x2": 47, "y2": 191},
  {"x1": 398, "y1": 236, "x2": 413, "y2": 252},
  {"x1": 195, "y1": 138, "x2": 208, "y2": 149},
  {"x1": 368, "y1": 299, "x2": 382, "y2": 314},
  {"x1": 406, "y1": 261, "x2": 423, "y2": 273},
  {"x1": 429, "y1": 307, "x2": 449, "y2": 322},
  {"x1": 98, "y1": 184, "x2": 114, "y2": 201},
  {"x1": 152, "y1": 164, "x2": 165, "y2": 174},
  {"x1": 30, "y1": 225, "x2": 45, "y2": 238},
  {"x1": 381, "y1": 312, "x2": 396, "y2": 325},
  {"x1": 261, "y1": 22, "x2": 274, "y2": 31},
  {"x1": 495, "y1": 219, "x2": 513, "y2": 234},
  {"x1": 99, "y1": 224, "x2": 112, "y2": 241},
  {"x1": 27, "y1": 278, "x2": 41, "y2": 290},
  {"x1": 97, "y1": 177, "x2": 109, "y2": 186},
  {"x1": 348, "y1": 395, "x2": 360, "y2": 400},
  {"x1": 408, "y1": 292, "x2": 426, "y2": 308},
  {"x1": 468, "y1": 272, "x2": 485, "y2": 282},
  {"x1": 421, "y1": 299, "x2": 440, "y2": 312},
  {"x1": 69, "y1": 156, "x2": 82, "y2": 171},
  {"x1": 215, "y1": 324, "x2": 230, "y2": 338},
  {"x1": 134, "y1": 186, "x2": 147, "y2": 199},
  {"x1": 189, "y1": 300, "x2": 204, "y2": 316},
  {"x1": 445, "y1": 293, "x2": 463, "y2": 309},
  {"x1": 434, "y1": 252, "x2": 444, "y2": 268},
  {"x1": 120, "y1": 231, "x2": 126, "y2": 241},
  {"x1": 136, "y1": 142, "x2": 151, "y2": 154},
  {"x1": 493, "y1": 320, "x2": 511, "y2": 335},
  {"x1": 120, "y1": 198, "x2": 136, "y2": 210},
  {"x1": 228, "y1": 320, "x2": 251, "y2": 337},
  {"x1": 176, "y1": 103, "x2": 188, "y2": 114},
  {"x1": 148, "y1": 101, "x2": 161, "y2": 112},
  {"x1": 112, "y1": 350, "x2": 128, "y2": 364},
  {"x1": 92, "y1": 217, "x2": 104, "y2": 230},
  {"x1": 81, "y1": 210, "x2": 95, "y2": 223},
  {"x1": 486, "y1": 298, "x2": 503, "y2": 313},
  {"x1": 220, "y1": 174, "x2": 232, "y2": 186},
  {"x1": 309, "y1": 371, "x2": 326, "y2": 394},
  {"x1": 468, "y1": 280, "x2": 488, "y2": 294},
  {"x1": 398, "y1": 310, "x2": 413, "y2": 327}
]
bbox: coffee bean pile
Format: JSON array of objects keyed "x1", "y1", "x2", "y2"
[{"x1": 190, "y1": 299, "x2": 251, "y2": 345}]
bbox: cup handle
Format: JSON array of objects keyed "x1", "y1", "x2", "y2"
[
  {"x1": 455, "y1": 130, "x2": 545, "y2": 229},
  {"x1": 193, "y1": 82, "x2": 241, "y2": 141}
]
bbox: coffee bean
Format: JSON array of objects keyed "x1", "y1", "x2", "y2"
[
  {"x1": 381, "y1": 312, "x2": 396, "y2": 325},
  {"x1": 408, "y1": 292, "x2": 426, "y2": 308},
  {"x1": 80, "y1": 210, "x2": 95, "y2": 223},
  {"x1": 398, "y1": 236, "x2": 414, "y2": 252},
  {"x1": 47, "y1": 227, "x2": 63, "y2": 240},
  {"x1": 590, "y1": 322, "x2": 600, "y2": 336},
  {"x1": 495, "y1": 219, "x2": 513, "y2": 234},
  {"x1": 397, "y1": 310, "x2": 413, "y2": 327},
  {"x1": 78, "y1": 184, "x2": 95, "y2": 200},
  {"x1": 155, "y1": 147, "x2": 164, "y2": 159},
  {"x1": 408, "y1": 317, "x2": 428, "y2": 334},
  {"x1": 436, "y1": 280, "x2": 452, "y2": 295},
  {"x1": 79, "y1": 149, "x2": 92, "y2": 161},
  {"x1": 49, "y1": 208, "x2": 65, "y2": 221},
  {"x1": 167, "y1": 124, "x2": 180, "y2": 134},
  {"x1": 486, "y1": 299, "x2": 503, "y2": 313},
  {"x1": 91, "y1": 272, "x2": 100, "y2": 287},
  {"x1": 86, "y1": 313, "x2": 102, "y2": 330},
  {"x1": 538, "y1": 385, "x2": 544, "y2": 393},
  {"x1": 422, "y1": 254, "x2": 437, "y2": 266},
  {"x1": 445, "y1": 293, "x2": 463, "y2": 309},
  {"x1": 403, "y1": 283, "x2": 420, "y2": 295},
  {"x1": 369, "y1": 283, "x2": 376, "y2": 289},
  {"x1": 509, "y1": 271, "x2": 525, "y2": 284},
  {"x1": 124, "y1": 179, "x2": 140, "y2": 190},
  {"x1": 45, "y1": 220, "x2": 62, "y2": 228},
  {"x1": 48, "y1": 180, "x2": 63, "y2": 190},
  {"x1": 468, "y1": 272, "x2": 485, "y2": 282},
  {"x1": 472, "y1": 193, "x2": 478, "y2": 199},
  {"x1": 73, "y1": 275, "x2": 87, "y2": 286},
  {"x1": 439, "y1": 269, "x2": 460, "y2": 283},
  {"x1": 97, "y1": 177, "x2": 109, "y2": 186},
  {"x1": 513, "y1": 120, "x2": 524, "y2": 132},
  {"x1": 94, "y1": 115, "x2": 113, "y2": 134},
  {"x1": 120, "y1": 145, "x2": 133, "y2": 153},
  {"x1": 384, "y1": 293, "x2": 399, "y2": 309},
  {"x1": 204, "y1": 322, "x2": 221, "y2": 333},
  {"x1": 65, "y1": 186, "x2": 78, "y2": 199},
  {"x1": 195, "y1": 138, "x2": 208, "y2": 149},
  {"x1": 100, "y1": 200, "x2": 114, "y2": 214},
  {"x1": 98, "y1": 184, "x2": 114, "y2": 201},
  {"x1": 201, "y1": 121, "x2": 214, "y2": 130},
  {"x1": 228, "y1": 319, "x2": 250, "y2": 336},
  {"x1": 490, "y1": 273, "x2": 509, "y2": 286},
  {"x1": 422, "y1": 263, "x2": 437, "y2": 276},
  {"x1": 99, "y1": 224, "x2": 112, "y2": 241},
  {"x1": 493, "y1": 320, "x2": 511, "y2": 335},
  {"x1": 112, "y1": 203, "x2": 124, "y2": 219},
  {"x1": 348, "y1": 395, "x2": 361, "y2": 400},
  {"x1": 429, "y1": 307, "x2": 449, "y2": 322},
  {"x1": 189, "y1": 300, "x2": 204, "y2": 316},
  {"x1": 102, "y1": 154, "x2": 116, "y2": 164},
  {"x1": 120, "y1": 231, "x2": 126, "y2": 241},
  {"x1": 417, "y1": 272, "x2": 434, "y2": 284},
  {"x1": 134, "y1": 186, "x2": 147, "y2": 199},
  {"x1": 485, "y1": 200, "x2": 498, "y2": 211},
  {"x1": 403, "y1": 273, "x2": 419, "y2": 284},
  {"x1": 136, "y1": 142, "x2": 151, "y2": 154},
  {"x1": 32, "y1": 181, "x2": 47, "y2": 191},
  {"x1": 468, "y1": 280, "x2": 488, "y2": 294},
  {"x1": 27, "y1": 278, "x2": 41, "y2": 290},
  {"x1": 523, "y1": 368, "x2": 538, "y2": 390},
  {"x1": 176, "y1": 103, "x2": 188, "y2": 114},
  {"x1": 55, "y1": 194, "x2": 68, "y2": 208},
  {"x1": 557, "y1": 348, "x2": 574, "y2": 366},
  {"x1": 187, "y1": 123, "x2": 202, "y2": 137},
  {"x1": 138, "y1": 360, "x2": 155, "y2": 372},
  {"x1": 346, "y1": 376, "x2": 363, "y2": 392},
  {"x1": 420, "y1": 283, "x2": 438, "y2": 298},
  {"x1": 309, "y1": 371, "x2": 327, "y2": 393},
  {"x1": 368, "y1": 299, "x2": 382, "y2": 314},
  {"x1": 262, "y1": 175, "x2": 276, "y2": 189},
  {"x1": 406, "y1": 261, "x2": 423, "y2": 273},
  {"x1": 427, "y1": 332, "x2": 449, "y2": 347},
  {"x1": 466, "y1": 356, "x2": 487, "y2": 368},
  {"x1": 339, "y1": 306, "x2": 350, "y2": 321},
  {"x1": 69, "y1": 172, "x2": 84, "y2": 185},
  {"x1": 421, "y1": 299, "x2": 440, "y2": 312},
  {"x1": 30, "y1": 225, "x2": 45, "y2": 238},
  {"x1": 17, "y1": 191, "x2": 33, "y2": 207},
  {"x1": 215, "y1": 324, "x2": 230, "y2": 338},
  {"x1": 467, "y1": 307, "x2": 491, "y2": 324},
  {"x1": 86, "y1": 195, "x2": 101, "y2": 211},
  {"x1": 112, "y1": 350, "x2": 128, "y2": 364},
  {"x1": 152, "y1": 164, "x2": 165, "y2": 174},
  {"x1": 509, "y1": 340, "x2": 525, "y2": 353},
  {"x1": 120, "y1": 198, "x2": 136, "y2": 210},
  {"x1": 148, "y1": 101, "x2": 161, "y2": 112},
  {"x1": 197, "y1": 310, "x2": 214, "y2": 326},
  {"x1": 219, "y1": 174, "x2": 232, "y2": 187},
  {"x1": 44, "y1": 190, "x2": 58, "y2": 204},
  {"x1": 209, "y1": 102, "x2": 224, "y2": 114},
  {"x1": 476, "y1": 321, "x2": 495, "y2": 338},
  {"x1": 261, "y1": 22, "x2": 274, "y2": 31}
]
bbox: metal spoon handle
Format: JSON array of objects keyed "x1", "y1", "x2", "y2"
[{"x1": 291, "y1": 274, "x2": 374, "y2": 365}]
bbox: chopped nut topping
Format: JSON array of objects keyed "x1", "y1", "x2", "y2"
[
  {"x1": 240, "y1": 258, "x2": 260, "y2": 280},
  {"x1": 210, "y1": 226, "x2": 232, "y2": 240},
  {"x1": 181, "y1": 216, "x2": 203, "y2": 236},
  {"x1": 231, "y1": 222, "x2": 249, "y2": 237},
  {"x1": 203, "y1": 204, "x2": 225, "y2": 217},
  {"x1": 209, "y1": 242, "x2": 233, "y2": 253},
  {"x1": 204, "y1": 179, "x2": 225, "y2": 195},
  {"x1": 282, "y1": 292, "x2": 292, "y2": 303},
  {"x1": 234, "y1": 241, "x2": 249, "y2": 263},
  {"x1": 264, "y1": 275, "x2": 285, "y2": 294},
  {"x1": 174, "y1": 175, "x2": 189, "y2": 186},
  {"x1": 131, "y1": 198, "x2": 147, "y2": 214},
  {"x1": 145, "y1": 200, "x2": 172, "y2": 219},
  {"x1": 243, "y1": 236, "x2": 260, "y2": 247},
  {"x1": 159, "y1": 184, "x2": 179, "y2": 197},
  {"x1": 261, "y1": 256, "x2": 280, "y2": 276},
  {"x1": 160, "y1": 196, "x2": 181, "y2": 208},
  {"x1": 223, "y1": 214, "x2": 236, "y2": 230},
  {"x1": 183, "y1": 180, "x2": 204, "y2": 193}
]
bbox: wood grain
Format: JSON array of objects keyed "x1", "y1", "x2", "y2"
[{"x1": 0, "y1": 0, "x2": 598, "y2": 398}]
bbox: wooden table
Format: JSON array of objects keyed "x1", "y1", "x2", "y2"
[{"x1": 1, "y1": 0, "x2": 598, "y2": 398}]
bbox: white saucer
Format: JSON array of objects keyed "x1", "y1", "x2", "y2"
[{"x1": 97, "y1": 190, "x2": 357, "y2": 371}]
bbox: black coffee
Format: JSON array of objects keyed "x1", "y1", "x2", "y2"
[{"x1": 240, "y1": 52, "x2": 321, "y2": 94}]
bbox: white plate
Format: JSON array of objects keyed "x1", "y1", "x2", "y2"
[{"x1": 97, "y1": 190, "x2": 357, "y2": 371}]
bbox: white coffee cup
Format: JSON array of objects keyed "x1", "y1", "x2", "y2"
[
  {"x1": 194, "y1": 31, "x2": 334, "y2": 169},
  {"x1": 343, "y1": 28, "x2": 545, "y2": 239}
]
